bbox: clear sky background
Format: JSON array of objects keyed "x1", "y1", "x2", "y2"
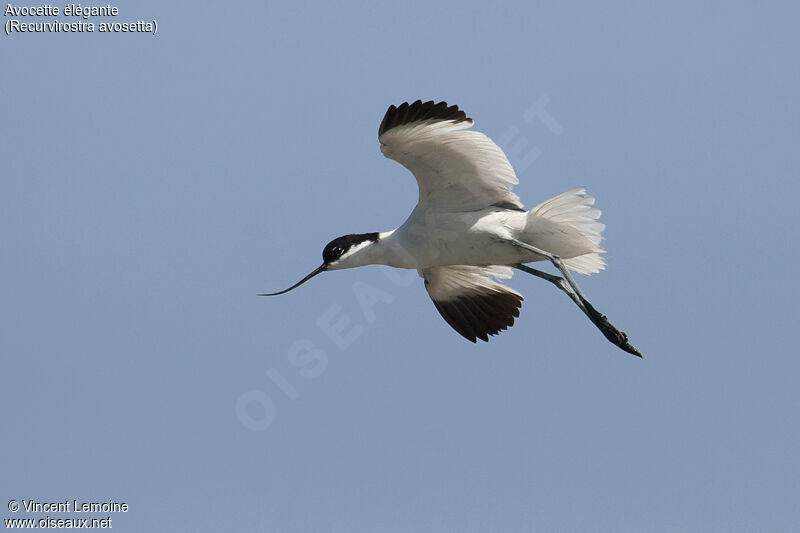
[{"x1": 2, "y1": 2, "x2": 799, "y2": 532}]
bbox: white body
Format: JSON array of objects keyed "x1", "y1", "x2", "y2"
[{"x1": 335, "y1": 188, "x2": 606, "y2": 274}]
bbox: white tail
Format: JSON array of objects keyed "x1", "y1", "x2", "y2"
[{"x1": 527, "y1": 187, "x2": 607, "y2": 274}]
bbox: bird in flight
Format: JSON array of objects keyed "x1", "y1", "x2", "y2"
[{"x1": 262, "y1": 100, "x2": 641, "y2": 357}]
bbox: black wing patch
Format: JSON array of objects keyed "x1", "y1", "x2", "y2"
[
  {"x1": 426, "y1": 282, "x2": 523, "y2": 343},
  {"x1": 379, "y1": 100, "x2": 472, "y2": 138}
]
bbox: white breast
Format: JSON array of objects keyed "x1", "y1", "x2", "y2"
[{"x1": 387, "y1": 209, "x2": 530, "y2": 269}]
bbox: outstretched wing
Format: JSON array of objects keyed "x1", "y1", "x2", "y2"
[
  {"x1": 379, "y1": 100, "x2": 523, "y2": 212},
  {"x1": 420, "y1": 265, "x2": 523, "y2": 343}
]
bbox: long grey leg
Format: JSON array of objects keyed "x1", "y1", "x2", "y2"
[
  {"x1": 513, "y1": 263, "x2": 642, "y2": 358},
  {"x1": 512, "y1": 263, "x2": 587, "y2": 312},
  {"x1": 508, "y1": 238, "x2": 587, "y2": 300}
]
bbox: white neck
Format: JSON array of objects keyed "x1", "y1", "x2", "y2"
[{"x1": 329, "y1": 230, "x2": 415, "y2": 270}]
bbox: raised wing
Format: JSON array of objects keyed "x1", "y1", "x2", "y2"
[
  {"x1": 421, "y1": 265, "x2": 523, "y2": 342},
  {"x1": 379, "y1": 100, "x2": 523, "y2": 212}
]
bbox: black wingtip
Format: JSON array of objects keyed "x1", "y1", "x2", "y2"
[
  {"x1": 378, "y1": 100, "x2": 472, "y2": 138},
  {"x1": 430, "y1": 291, "x2": 523, "y2": 345}
]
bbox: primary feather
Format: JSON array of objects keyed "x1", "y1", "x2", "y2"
[
  {"x1": 420, "y1": 265, "x2": 523, "y2": 342},
  {"x1": 378, "y1": 100, "x2": 523, "y2": 212}
]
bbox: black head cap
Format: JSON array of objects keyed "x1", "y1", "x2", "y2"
[{"x1": 322, "y1": 232, "x2": 379, "y2": 264}]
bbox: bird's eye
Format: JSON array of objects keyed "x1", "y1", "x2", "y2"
[{"x1": 332, "y1": 246, "x2": 344, "y2": 257}]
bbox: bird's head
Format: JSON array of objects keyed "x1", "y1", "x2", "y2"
[{"x1": 259, "y1": 232, "x2": 380, "y2": 296}]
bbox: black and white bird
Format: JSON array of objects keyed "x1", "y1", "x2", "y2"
[{"x1": 263, "y1": 100, "x2": 641, "y2": 357}]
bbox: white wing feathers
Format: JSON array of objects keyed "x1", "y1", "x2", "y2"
[
  {"x1": 421, "y1": 265, "x2": 523, "y2": 342},
  {"x1": 379, "y1": 101, "x2": 523, "y2": 212}
]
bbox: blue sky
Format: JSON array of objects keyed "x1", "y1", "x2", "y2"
[{"x1": 2, "y1": 2, "x2": 799, "y2": 531}]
